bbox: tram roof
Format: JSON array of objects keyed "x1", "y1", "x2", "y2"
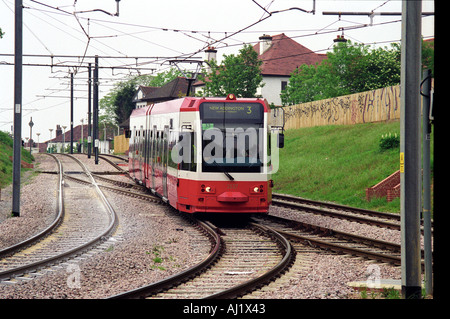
[{"x1": 130, "y1": 96, "x2": 270, "y2": 118}]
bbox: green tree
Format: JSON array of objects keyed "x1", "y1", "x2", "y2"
[
  {"x1": 100, "y1": 69, "x2": 181, "y2": 125},
  {"x1": 281, "y1": 41, "x2": 401, "y2": 105},
  {"x1": 112, "y1": 80, "x2": 136, "y2": 125},
  {"x1": 148, "y1": 68, "x2": 182, "y2": 87},
  {"x1": 199, "y1": 44, "x2": 264, "y2": 98},
  {"x1": 422, "y1": 38, "x2": 434, "y2": 76},
  {"x1": 361, "y1": 43, "x2": 401, "y2": 91}
]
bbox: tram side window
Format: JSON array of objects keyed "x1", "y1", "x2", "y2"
[
  {"x1": 148, "y1": 130, "x2": 153, "y2": 165},
  {"x1": 148, "y1": 130, "x2": 152, "y2": 165},
  {"x1": 156, "y1": 131, "x2": 161, "y2": 168},
  {"x1": 162, "y1": 129, "x2": 168, "y2": 168},
  {"x1": 168, "y1": 131, "x2": 178, "y2": 169},
  {"x1": 139, "y1": 129, "x2": 143, "y2": 158},
  {"x1": 179, "y1": 132, "x2": 197, "y2": 172},
  {"x1": 131, "y1": 127, "x2": 137, "y2": 154}
]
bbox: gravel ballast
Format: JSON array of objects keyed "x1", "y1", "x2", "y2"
[{"x1": 0, "y1": 154, "x2": 404, "y2": 299}]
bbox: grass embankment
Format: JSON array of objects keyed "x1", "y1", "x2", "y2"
[
  {"x1": 0, "y1": 131, "x2": 34, "y2": 188},
  {"x1": 272, "y1": 120, "x2": 431, "y2": 214}
]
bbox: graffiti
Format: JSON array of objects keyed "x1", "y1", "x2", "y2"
[
  {"x1": 284, "y1": 96, "x2": 352, "y2": 123},
  {"x1": 351, "y1": 99, "x2": 358, "y2": 124},
  {"x1": 279, "y1": 85, "x2": 401, "y2": 129}
]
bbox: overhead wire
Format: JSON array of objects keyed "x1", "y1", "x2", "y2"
[
  {"x1": 22, "y1": 0, "x2": 408, "y2": 66},
  {"x1": 1, "y1": 0, "x2": 432, "y2": 129}
]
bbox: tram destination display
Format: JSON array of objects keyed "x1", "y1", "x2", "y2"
[{"x1": 200, "y1": 102, "x2": 263, "y2": 121}]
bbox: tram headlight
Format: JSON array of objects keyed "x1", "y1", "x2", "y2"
[
  {"x1": 200, "y1": 184, "x2": 215, "y2": 194},
  {"x1": 251, "y1": 185, "x2": 264, "y2": 193}
]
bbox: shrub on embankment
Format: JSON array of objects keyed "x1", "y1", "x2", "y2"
[{"x1": 272, "y1": 120, "x2": 433, "y2": 214}]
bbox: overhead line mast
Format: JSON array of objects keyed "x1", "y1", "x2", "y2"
[{"x1": 12, "y1": 0, "x2": 23, "y2": 217}]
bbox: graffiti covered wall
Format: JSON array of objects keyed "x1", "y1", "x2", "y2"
[{"x1": 274, "y1": 85, "x2": 401, "y2": 130}]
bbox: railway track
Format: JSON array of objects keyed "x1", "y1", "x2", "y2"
[
  {"x1": 93, "y1": 167, "x2": 409, "y2": 298},
  {"x1": 109, "y1": 219, "x2": 294, "y2": 299},
  {"x1": 254, "y1": 214, "x2": 402, "y2": 266},
  {"x1": 272, "y1": 193, "x2": 405, "y2": 230},
  {"x1": 60, "y1": 159, "x2": 296, "y2": 299},
  {"x1": 83, "y1": 161, "x2": 415, "y2": 297},
  {"x1": 1, "y1": 153, "x2": 410, "y2": 297},
  {"x1": 0, "y1": 154, "x2": 118, "y2": 284}
]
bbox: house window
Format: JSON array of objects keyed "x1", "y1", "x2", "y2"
[{"x1": 281, "y1": 81, "x2": 288, "y2": 91}]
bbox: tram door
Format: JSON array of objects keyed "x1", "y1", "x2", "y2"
[
  {"x1": 145, "y1": 116, "x2": 151, "y2": 185},
  {"x1": 131, "y1": 126, "x2": 136, "y2": 178},
  {"x1": 162, "y1": 125, "x2": 169, "y2": 199},
  {"x1": 151, "y1": 126, "x2": 157, "y2": 190}
]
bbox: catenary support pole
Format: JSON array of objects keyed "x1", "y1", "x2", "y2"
[
  {"x1": 12, "y1": 0, "x2": 23, "y2": 217},
  {"x1": 70, "y1": 72, "x2": 74, "y2": 154},
  {"x1": 400, "y1": 0, "x2": 422, "y2": 299},
  {"x1": 88, "y1": 63, "x2": 92, "y2": 158},
  {"x1": 422, "y1": 69, "x2": 433, "y2": 296},
  {"x1": 93, "y1": 56, "x2": 99, "y2": 164}
]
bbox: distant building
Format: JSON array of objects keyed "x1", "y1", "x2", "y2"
[
  {"x1": 126, "y1": 77, "x2": 192, "y2": 134},
  {"x1": 253, "y1": 33, "x2": 327, "y2": 106},
  {"x1": 133, "y1": 85, "x2": 159, "y2": 109},
  {"x1": 45, "y1": 124, "x2": 115, "y2": 154},
  {"x1": 193, "y1": 34, "x2": 327, "y2": 107},
  {"x1": 132, "y1": 77, "x2": 191, "y2": 109}
]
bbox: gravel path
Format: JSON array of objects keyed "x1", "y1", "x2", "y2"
[
  {"x1": 0, "y1": 157, "x2": 57, "y2": 248},
  {"x1": 0, "y1": 154, "x2": 405, "y2": 299},
  {"x1": 0, "y1": 154, "x2": 208, "y2": 299}
]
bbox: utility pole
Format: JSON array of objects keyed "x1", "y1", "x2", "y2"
[
  {"x1": 93, "y1": 56, "x2": 99, "y2": 164},
  {"x1": 12, "y1": 0, "x2": 23, "y2": 217},
  {"x1": 70, "y1": 72, "x2": 74, "y2": 154},
  {"x1": 88, "y1": 63, "x2": 92, "y2": 158},
  {"x1": 400, "y1": 0, "x2": 422, "y2": 299},
  {"x1": 28, "y1": 117, "x2": 33, "y2": 154},
  {"x1": 422, "y1": 69, "x2": 433, "y2": 296},
  {"x1": 81, "y1": 119, "x2": 84, "y2": 153}
]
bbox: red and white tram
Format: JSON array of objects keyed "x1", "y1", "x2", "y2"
[{"x1": 128, "y1": 94, "x2": 281, "y2": 214}]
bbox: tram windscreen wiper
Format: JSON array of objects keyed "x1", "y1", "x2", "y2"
[{"x1": 212, "y1": 160, "x2": 234, "y2": 181}]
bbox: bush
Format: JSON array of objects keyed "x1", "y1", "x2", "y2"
[
  {"x1": 0, "y1": 131, "x2": 13, "y2": 148},
  {"x1": 379, "y1": 133, "x2": 399, "y2": 151}
]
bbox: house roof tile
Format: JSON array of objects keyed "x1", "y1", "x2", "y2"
[
  {"x1": 141, "y1": 77, "x2": 190, "y2": 102},
  {"x1": 46, "y1": 124, "x2": 115, "y2": 143},
  {"x1": 253, "y1": 33, "x2": 326, "y2": 76}
]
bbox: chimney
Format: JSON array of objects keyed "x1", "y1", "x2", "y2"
[
  {"x1": 56, "y1": 125, "x2": 62, "y2": 137},
  {"x1": 259, "y1": 34, "x2": 272, "y2": 55},
  {"x1": 204, "y1": 47, "x2": 217, "y2": 73}
]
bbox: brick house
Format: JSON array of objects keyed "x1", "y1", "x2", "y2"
[
  {"x1": 193, "y1": 34, "x2": 327, "y2": 107},
  {"x1": 254, "y1": 33, "x2": 327, "y2": 106},
  {"x1": 46, "y1": 124, "x2": 115, "y2": 154},
  {"x1": 132, "y1": 77, "x2": 191, "y2": 109}
]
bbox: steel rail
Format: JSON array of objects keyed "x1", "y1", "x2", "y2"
[
  {"x1": 0, "y1": 153, "x2": 64, "y2": 258},
  {"x1": 275, "y1": 228, "x2": 401, "y2": 266},
  {"x1": 255, "y1": 213, "x2": 429, "y2": 270},
  {"x1": 59, "y1": 154, "x2": 119, "y2": 239},
  {"x1": 108, "y1": 218, "x2": 223, "y2": 299},
  {"x1": 0, "y1": 154, "x2": 118, "y2": 281},
  {"x1": 272, "y1": 193, "x2": 433, "y2": 234},
  {"x1": 98, "y1": 154, "x2": 130, "y2": 177},
  {"x1": 272, "y1": 194, "x2": 401, "y2": 230},
  {"x1": 262, "y1": 214, "x2": 402, "y2": 254},
  {"x1": 204, "y1": 223, "x2": 295, "y2": 299},
  {"x1": 64, "y1": 174, "x2": 160, "y2": 203},
  {"x1": 273, "y1": 193, "x2": 401, "y2": 222}
]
